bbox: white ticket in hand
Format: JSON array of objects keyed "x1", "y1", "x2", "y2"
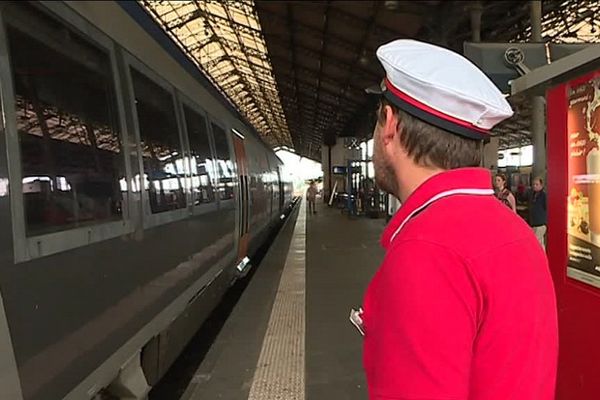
[{"x1": 349, "y1": 308, "x2": 365, "y2": 336}]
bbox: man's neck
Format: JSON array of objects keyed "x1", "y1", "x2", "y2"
[{"x1": 396, "y1": 165, "x2": 444, "y2": 203}]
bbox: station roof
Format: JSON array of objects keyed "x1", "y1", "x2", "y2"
[
  {"x1": 141, "y1": 0, "x2": 600, "y2": 159},
  {"x1": 141, "y1": 0, "x2": 291, "y2": 149}
]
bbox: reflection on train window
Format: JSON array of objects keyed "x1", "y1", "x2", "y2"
[
  {"x1": 183, "y1": 106, "x2": 215, "y2": 205},
  {"x1": 211, "y1": 123, "x2": 235, "y2": 200},
  {"x1": 6, "y1": 4, "x2": 124, "y2": 237},
  {"x1": 130, "y1": 68, "x2": 186, "y2": 213}
]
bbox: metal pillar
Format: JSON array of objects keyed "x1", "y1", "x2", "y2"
[
  {"x1": 322, "y1": 145, "x2": 332, "y2": 202},
  {"x1": 531, "y1": 96, "x2": 546, "y2": 179},
  {"x1": 470, "y1": 1, "x2": 483, "y2": 43},
  {"x1": 470, "y1": 1, "x2": 500, "y2": 170},
  {"x1": 530, "y1": 0, "x2": 546, "y2": 179},
  {"x1": 531, "y1": 0, "x2": 542, "y2": 42}
]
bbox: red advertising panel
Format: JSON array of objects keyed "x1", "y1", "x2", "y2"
[
  {"x1": 567, "y1": 75, "x2": 600, "y2": 287},
  {"x1": 548, "y1": 70, "x2": 600, "y2": 399}
]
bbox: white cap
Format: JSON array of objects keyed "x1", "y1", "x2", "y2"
[{"x1": 369, "y1": 39, "x2": 513, "y2": 139}]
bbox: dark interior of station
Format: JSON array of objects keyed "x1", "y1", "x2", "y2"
[{"x1": 144, "y1": 0, "x2": 599, "y2": 158}]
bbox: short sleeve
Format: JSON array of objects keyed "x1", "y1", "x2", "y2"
[{"x1": 363, "y1": 240, "x2": 482, "y2": 400}]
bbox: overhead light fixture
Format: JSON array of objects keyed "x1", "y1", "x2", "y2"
[
  {"x1": 231, "y1": 128, "x2": 245, "y2": 139},
  {"x1": 384, "y1": 1, "x2": 400, "y2": 11}
]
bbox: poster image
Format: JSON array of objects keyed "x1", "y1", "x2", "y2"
[{"x1": 567, "y1": 74, "x2": 600, "y2": 288}]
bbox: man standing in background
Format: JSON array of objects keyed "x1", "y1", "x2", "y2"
[
  {"x1": 306, "y1": 181, "x2": 318, "y2": 214},
  {"x1": 529, "y1": 177, "x2": 548, "y2": 248}
]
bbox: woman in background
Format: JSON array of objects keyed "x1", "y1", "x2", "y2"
[{"x1": 495, "y1": 173, "x2": 517, "y2": 212}]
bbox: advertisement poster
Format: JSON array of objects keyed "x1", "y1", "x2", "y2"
[{"x1": 567, "y1": 74, "x2": 600, "y2": 287}]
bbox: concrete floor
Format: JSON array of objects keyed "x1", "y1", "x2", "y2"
[
  {"x1": 306, "y1": 201, "x2": 384, "y2": 399},
  {"x1": 180, "y1": 200, "x2": 385, "y2": 400}
]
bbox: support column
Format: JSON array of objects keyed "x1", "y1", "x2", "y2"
[
  {"x1": 470, "y1": 1, "x2": 483, "y2": 43},
  {"x1": 531, "y1": 0, "x2": 542, "y2": 43},
  {"x1": 530, "y1": 0, "x2": 546, "y2": 179},
  {"x1": 531, "y1": 96, "x2": 546, "y2": 179},
  {"x1": 321, "y1": 145, "x2": 331, "y2": 202},
  {"x1": 470, "y1": 1, "x2": 498, "y2": 171}
]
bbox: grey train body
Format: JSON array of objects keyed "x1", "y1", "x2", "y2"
[{"x1": 0, "y1": 2, "x2": 294, "y2": 399}]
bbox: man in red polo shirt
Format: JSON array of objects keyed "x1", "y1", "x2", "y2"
[{"x1": 358, "y1": 40, "x2": 558, "y2": 399}]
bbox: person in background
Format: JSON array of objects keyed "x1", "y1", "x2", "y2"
[
  {"x1": 529, "y1": 177, "x2": 547, "y2": 248},
  {"x1": 495, "y1": 173, "x2": 516, "y2": 212},
  {"x1": 306, "y1": 181, "x2": 317, "y2": 214},
  {"x1": 517, "y1": 180, "x2": 526, "y2": 202}
]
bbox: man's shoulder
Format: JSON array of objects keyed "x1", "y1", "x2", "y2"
[
  {"x1": 394, "y1": 195, "x2": 534, "y2": 258},
  {"x1": 382, "y1": 238, "x2": 469, "y2": 280}
]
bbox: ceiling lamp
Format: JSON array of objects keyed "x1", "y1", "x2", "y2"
[
  {"x1": 358, "y1": 50, "x2": 370, "y2": 66},
  {"x1": 384, "y1": 1, "x2": 400, "y2": 11}
]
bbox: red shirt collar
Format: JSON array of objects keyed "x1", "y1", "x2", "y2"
[{"x1": 381, "y1": 168, "x2": 494, "y2": 249}]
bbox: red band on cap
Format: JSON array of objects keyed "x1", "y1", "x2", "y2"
[{"x1": 384, "y1": 77, "x2": 489, "y2": 134}]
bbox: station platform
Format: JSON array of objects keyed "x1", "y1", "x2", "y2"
[{"x1": 163, "y1": 199, "x2": 385, "y2": 400}]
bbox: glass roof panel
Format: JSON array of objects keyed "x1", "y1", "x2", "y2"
[{"x1": 140, "y1": 0, "x2": 292, "y2": 148}]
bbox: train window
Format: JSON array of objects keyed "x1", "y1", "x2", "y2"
[
  {"x1": 211, "y1": 123, "x2": 235, "y2": 200},
  {"x1": 130, "y1": 68, "x2": 186, "y2": 214},
  {"x1": 183, "y1": 105, "x2": 215, "y2": 205},
  {"x1": 6, "y1": 4, "x2": 125, "y2": 236}
]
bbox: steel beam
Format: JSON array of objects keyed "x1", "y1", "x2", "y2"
[
  {"x1": 470, "y1": 1, "x2": 483, "y2": 43},
  {"x1": 529, "y1": 0, "x2": 545, "y2": 179},
  {"x1": 511, "y1": 45, "x2": 600, "y2": 95},
  {"x1": 267, "y1": 37, "x2": 381, "y2": 79},
  {"x1": 273, "y1": 61, "x2": 367, "y2": 97},
  {"x1": 257, "y1": 6, "x2": 363, "y2": 55}
]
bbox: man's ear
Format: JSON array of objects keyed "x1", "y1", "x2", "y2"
[{"x1": 381, "y1": 105, "x2": 398, "y2": 146}]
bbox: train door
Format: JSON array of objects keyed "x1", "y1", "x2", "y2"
[
  {"x1": 265, "y1": 152, "x2": 273, "y2": 219},
  {"x1": 232, "y1": 133, "x2": 249, "y2": 262},
  {"x1": 277, "y1": 167, "x2": 285, "y2": 211},
  {"x1": 277, "y1": 168, "x2": 282, "y2": 212}
]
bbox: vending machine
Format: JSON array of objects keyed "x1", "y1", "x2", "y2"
[{"x1": 547, "y1": 69, "x2": 600, "y2": 399}]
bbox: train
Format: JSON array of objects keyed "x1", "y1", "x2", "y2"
[{"x1": 0, "y1": 2, "x2": 295, "y2": 399}]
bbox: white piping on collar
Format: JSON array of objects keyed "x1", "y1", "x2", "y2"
[{"x1": 389, "y1": 188, "x2": 495, "y2": 244}]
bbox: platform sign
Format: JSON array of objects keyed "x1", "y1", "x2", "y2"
[{"x1": 567, "y1": 73, "x2": 600, "y2": 287}]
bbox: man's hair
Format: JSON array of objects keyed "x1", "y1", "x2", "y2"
[
  {"x1": 534, "y1": 177, "x2": 544, "y2": 185},
  {"x1": 377, "y1": 97, "x2": 482, "y2": 170}
]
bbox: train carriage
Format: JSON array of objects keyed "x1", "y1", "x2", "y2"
[{"x1": 0, "y1": 2, "x2": 294, "y2": 399}]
